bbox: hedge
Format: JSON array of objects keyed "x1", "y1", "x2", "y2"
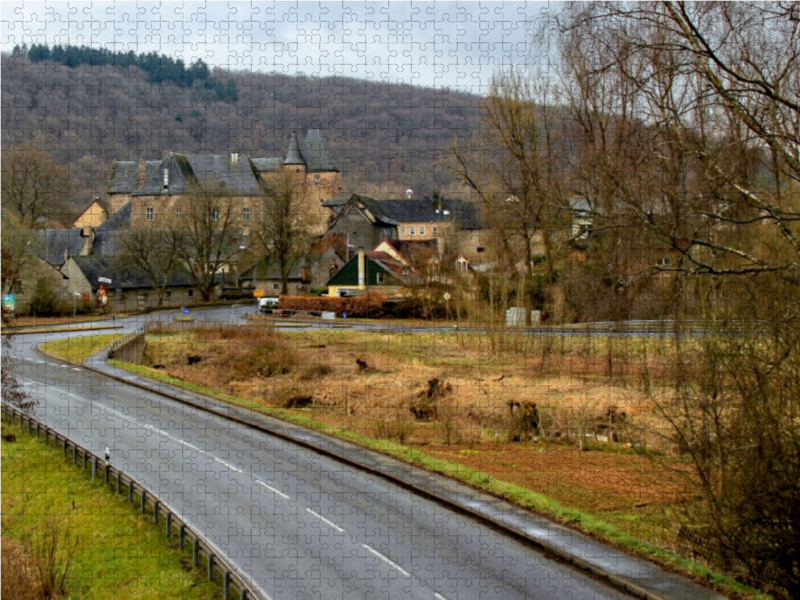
[{"x1": 278, "y1": 292, "x2": 387, "y2": 318}]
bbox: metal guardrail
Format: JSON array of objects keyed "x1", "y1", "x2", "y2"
[{"x1": 1, "y1": 402, "x2": 259, "y2": 600}]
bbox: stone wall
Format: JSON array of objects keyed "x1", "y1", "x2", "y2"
[{"x1": 107, "y1": 330, "x2": 145, "y2": 364}]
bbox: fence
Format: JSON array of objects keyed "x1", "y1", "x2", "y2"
[{"x1": 1, "y1": 403, "x2": 259, "y2": 600}]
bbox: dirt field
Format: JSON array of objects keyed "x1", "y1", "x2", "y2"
[{"x1": 141, "y1": 323, "x2": 694, "y2": 552}]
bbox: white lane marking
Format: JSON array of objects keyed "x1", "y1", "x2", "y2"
[
  {"x1": 20, "y1": 376, "x2": 290, "y2": 499},
  {"x1": 435, "y1": 594, "x2": 449, "y2": 600},
  {"x1": 256, "y1": 480, "x2": 290, "y2": 500},
  {"x1": 36, "y1": 360, "x2": 44, "y2": 364},
  {"x1": 363, "y1": 544, "x2": 411, "y2": 577},
  {"x1": 305, "y1": 508, "x2": 345, "y2": 533},
  {"x1": 24, "y1": 357, "x2": 33, "y2": 361},
  {"x1": 72, "y1": 368, "x2": 82, "y2": 371}
]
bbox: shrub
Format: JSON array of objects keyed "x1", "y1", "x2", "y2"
[
  {"x1": 229, "y1": 340, "x2": 296, "y2": 380},
  {"x1": 28, "y1": 279, "x2": 66, "y2": 317},
  {"x1": 298, "y1": 364, "x2": 333, "y2": 381},
  {"x1": 376, "y1": 419, "x2": 412, "y2": 444}
]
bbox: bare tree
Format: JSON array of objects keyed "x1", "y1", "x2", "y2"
[
  {"x1": 1, "y1": 213, "x2": 40, "y2": 295},
  {"x1": 1, "y1": 144, "x2": 73, "y2": 228},
  {"x1": 254, "y1": 171, "x2": 315, "y2": 295},
  {"x1": 115, "y1": 224, "x2": 181, "y2": 306},
  {"x1": 173, "y1": 181, "x2": 242, "y2": 301}
]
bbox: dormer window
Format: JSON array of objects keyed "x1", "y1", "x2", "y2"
[
  {"x1": 443, "y1": 210, "x2": 450, "y2": 216},
  {"x1": 163, "y1": 168, "x2": 169, "y2": 189},
  {"x1": 146, "y1": 207, "x2": 154, "y2": 221}
]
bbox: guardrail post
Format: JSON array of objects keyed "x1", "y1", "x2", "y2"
[
  {"x1": 207, "y1": 553, "x2": 214, "y2": 580},
  {"x1": 166, "y1": 512, "x2": 172, "y2": 538},
  {"x1": 193, "y1": 538, "x2": 199, "y2": 568},
  {"x1": 73, "y1": 445, "x2": 77, "y2": 464},
  {"x1": 223, "y1": 571, "x2": 230, "y2": 599},
  {"x1": 43, "y1": 428, "x2": 47, "y2": 444},
  {"x1": 27, "y1": 417, "x2": 32, "y2": 435},
  {"x1": 128, "y1": 479, "x2": 133, "y2": 503},
  {"x1": 83, "y1": 450, "x2": 88, "y2": 470},
  {"x1": 105, "y1": 464, "x2": 110, "y2": 484},
  {"x1": 91, "y1": 456, "x2": 97, "y2": 484},
  {"x1": 141, "y1": 490, "x2": 147, "y2": 514},
  {"x1": 64, "y1": 438, "x2": 68, "y2": 456},
  {"x1": 179, "y1": 524, "x2": 185, "y2": 549},
  {"x1": 36, "y1": 422, "x2": 40, "y2": 437},
  {"x1": 153, "y1": 501, "x2": 159, "y2": 525},
  {"x1": 241, "y1": 589, "x2": 247, "y2": 600},
  {"x1": 116, "y1": 471, "x2": 122, "y2": 494}
]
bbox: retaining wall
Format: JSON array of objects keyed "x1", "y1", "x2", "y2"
[{"x1": 107, "y1": 329, "x2": 145, "y2": 364}]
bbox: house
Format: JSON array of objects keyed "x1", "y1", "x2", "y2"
[
  {"x1": 106, "y1": 130, "x2": 342, "y2": 234},
  {"x1": 239, "y1": 247, "x2": 345, "y2": 295},
  {"x1": 61, "y1": 255, "x2": 197, "y2": 311},
  {"x1": 321, "y1": 194, "x2": 483, "y2": 258},
  {"x1": 326, "y1": 249, "x2": 421, "y2": 298},
  {"x1": 73, "y1": 199, "x2": 109, "y2": 228}
]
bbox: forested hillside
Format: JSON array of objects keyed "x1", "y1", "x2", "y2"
[{"x1": 1, "y1": 52, "x2": 482, "y2": 215}]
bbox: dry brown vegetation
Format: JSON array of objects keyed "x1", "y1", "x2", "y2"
[{"x1": 141, "y1": 324, "x2": 691, "y2": 518}]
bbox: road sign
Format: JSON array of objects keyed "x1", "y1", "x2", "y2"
[
  {"x1": 253, "y1": 289, "x2": 264, "y2": 298},
  {"x1": 443, "y1": 292, "x2": 451, "y2": 301},
  {"x1": 2, "y1": 294, "x2": 15, "y2": 311}
]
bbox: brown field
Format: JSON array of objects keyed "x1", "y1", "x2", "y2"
[{"x1": 140, "y1": 323, "x2": 696, "y2": 551}]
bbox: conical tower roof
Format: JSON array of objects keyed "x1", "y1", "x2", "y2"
[{"x1": 284, "y1": 130, "x2": 306, "y2": 166}]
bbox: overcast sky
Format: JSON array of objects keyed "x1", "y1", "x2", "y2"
[{"x1": 1, "y1": 1, "x2": 555, "y2": 94}]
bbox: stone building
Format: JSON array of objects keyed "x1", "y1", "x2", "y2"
[{"x1": 104, "y1": 130, "x2": 342, "y2": 233}]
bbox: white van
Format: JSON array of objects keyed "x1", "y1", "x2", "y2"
[{"x1": 258, "y1": 297, "x2": 279, "y2": 313}]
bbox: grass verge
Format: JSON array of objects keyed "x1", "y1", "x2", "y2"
[
  {"x1": 0, "y1": 418, "x2": 221, "y2": 600},
  {"x1": 109, "y1": 358, "x2": 768, "y2": 600},
  {"x1": 41, "y1": 332, "x2": 127, "y2": 363}
]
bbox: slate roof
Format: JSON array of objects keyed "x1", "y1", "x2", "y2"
[
  {"x1": 37, "y1": 228, "x2": 87, "y2": 266},
  {"x1": 240, "y1": 247, "x2": 343, "y2": 281},
  {"x1": 71, "y1": 255, "x2": 195, "y2": 290},
  {"x1": 250, "y1": 157, "x2": 281, "y2": 172},
  {"x1": 377, "y1": 199, "x2": 482, "y2": 228},
  {"x1": 300, "y1": 129, "x2": 338, "y2": 172},
  {"x1": 284, "y1": 131, "x2": 305, "y2": 166},
  {"x1": 91, "y1": 201, "x2": 132, "y2": 256},
  {"x1": 107, "y1": 161, "x2": 139, "y2": 194}
]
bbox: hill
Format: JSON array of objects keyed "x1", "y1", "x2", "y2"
[{"x1": 1, "y1": 53, "x2": 483, "y2": 216}]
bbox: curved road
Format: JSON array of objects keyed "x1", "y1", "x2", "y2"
[{"x1": 4, "y1": 308, "x2": 653, "y2": 599}]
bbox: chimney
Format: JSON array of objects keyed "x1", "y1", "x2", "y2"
[
  {"x1": 357, "y1": 249, "x2": 366, "y2": 289},
  {"x1": 80, "y1": 227, "x2": 95, "y2": 256},
  {"x1": 137, "y1": 158, "x2": 146, "y2": 189}
]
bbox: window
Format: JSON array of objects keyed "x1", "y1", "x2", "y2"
[
  {"x1": 432, "y1": 226, "x2": 438, "y2": 236},
  {"x1": 314, "y1": 175, "x2": 320, "y2": 183},
  {"x1": 401, "y1": 226, "x2": 406, "y2": 235},
  {"x1": 658, "y1": 256, "x2": 673, "y2": 266},
  {"x1": 162, "y1": 168, "x2": 169, "y2": 188},
  {"x1": 212, "y1": 209, "x2": 220, "y2": 221},
  {"x1": 410, "y1": 226, "x2": 416, "y2": 235},
  {"x1": 376, "y1": 272, "x2": 385, "y2": 284},
  {"x1": 187, "y1": 289, "x2": 194, "y2": 297},
  {"x1": 175, "y1": 207, "x2": 182, "y2": 220},
  {"x1": 272, "y1": 283, "x2": 280, "y2": 291},
  {"x1": 243, "y1": 208, "x2": 250, "y2": 221},
  {"x1": 146, "y1": 207, "x2": 154, "y2": 221},
  {"x1": 419, "y1": 226, "x2": 425, "y2": 235}
]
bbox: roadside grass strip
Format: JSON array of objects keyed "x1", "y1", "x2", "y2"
[
  {"x1": 41, "y1": 332, "x2": 127, "y2": 363},
  {"x1": 109, "y1": 358, "x2": 769, "y2": 600},
  {"x1": 0, "y1": 418, "x2": 221, "y2": 600}
]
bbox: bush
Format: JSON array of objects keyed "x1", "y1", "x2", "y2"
[
  {"x1": 298, "y1": 364, "x2": 333, "y2": 381},
  {"x1": 229, "y1": 340, "x2": 296, "y2": 380},
  {"x1": 28, "y1": 279, "x2": 66, "y2": 317},
  {"x1": 376, "y1": 419, "x2": 412, "y2": 444},
  {"x1": 278, "y1": 292, "x2": 387, "y2": 318}
]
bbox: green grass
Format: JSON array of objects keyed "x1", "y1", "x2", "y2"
[
  {"x1": 1, "y1": 419, "x2": 221, "y2": 600},
  {"x1": 109, "y1": 358, "x2": 769, "y2": 600},
  {"x1": 40, "y1": 333, "x2": 127, "y2": 363}
]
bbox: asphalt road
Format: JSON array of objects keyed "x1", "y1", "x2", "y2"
[{"x1": 6, "y1": 327, "x2": 632, "y2": 600}]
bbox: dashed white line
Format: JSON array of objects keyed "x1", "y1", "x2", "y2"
[
  {"x1": 72, "y1": 368, "x2": 82, "y2": 371},
  {"x1": 305, "y1": 508, "x2": 345, "y2": 533},
  {"x1": 24, "y1": 357, "x2": 33, "y2": 361},
  {"x1": 363, "y1": 544, "x2": 411, "y2": 577},
  {"x1": 36, "y1": 360, "x2": 44, "y2": 364},
  {"x1": 256, "y1": 480, "x2": 290, "y2": 500}
]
